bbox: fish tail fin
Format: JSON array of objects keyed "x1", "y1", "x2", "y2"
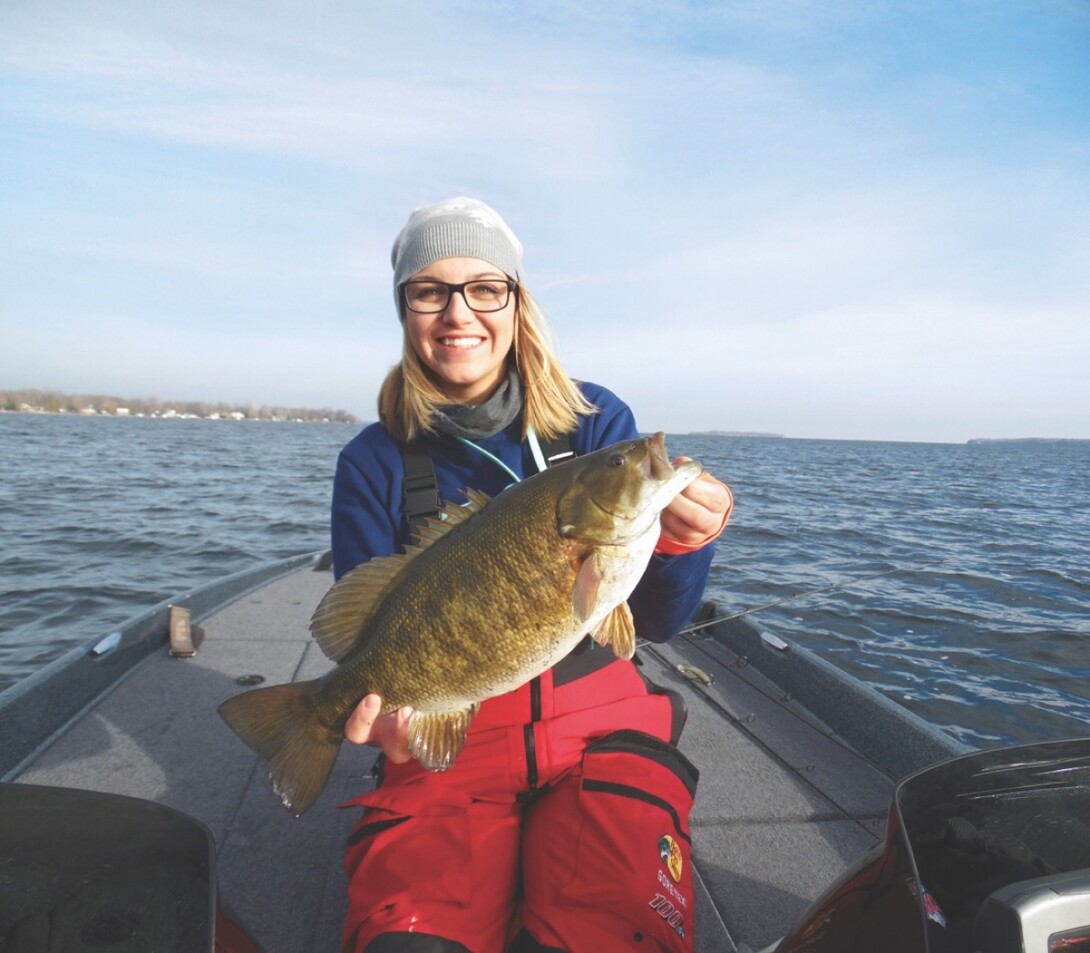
[{"x1": 218, "y1": 680, "x2": 342, "y2": 816}]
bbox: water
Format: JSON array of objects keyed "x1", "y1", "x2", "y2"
[
  {"x1": 0, "y1": 414, "x2": 349, "y2": 685},
  {"x1": 679, "y1": 434, "x2": 1090, "y2": 748},
  {"x1": 1, "y1": 414, "x2": 1088, "y2": 748}
]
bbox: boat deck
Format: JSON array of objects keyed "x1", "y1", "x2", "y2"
[{"x1": 10, "y1": 563, "x2": 900, "y2": 952}]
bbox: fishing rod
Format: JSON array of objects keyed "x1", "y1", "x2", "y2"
[{"x1": 678, "y1": 562, "x2": 939, "y2": 637}]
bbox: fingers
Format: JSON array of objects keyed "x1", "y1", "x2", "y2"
[
  {"x1": 344, "y1": 693, "x2": 415, "y2": 764},
  {"x1": 671, "y1": 458, "x2": 730, "y2": 513},
  {"x1": 661, "y1": 467, "x2": 733, "y2": 547},
  {"x1": 683, "y1": 470, "x2": 731, "y2": 510},
  {"x1": 344, "y1": 693, "x2": 383, "y2": 744}
]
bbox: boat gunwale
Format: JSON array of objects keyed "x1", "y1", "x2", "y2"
[
  {"x1": 702, "y1": 615, "x2": 973, "y2": 779},
  {"x1": 0, "y1": 550, "x2": 325, "y2": 780}
]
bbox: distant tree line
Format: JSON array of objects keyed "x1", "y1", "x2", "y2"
[{"x1": 1, "y1": 389, "x2": 359, "y2": 424}]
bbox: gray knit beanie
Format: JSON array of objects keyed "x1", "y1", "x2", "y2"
[{"x1": 391, "y1": 198, "x2": 524, "y2": 303}]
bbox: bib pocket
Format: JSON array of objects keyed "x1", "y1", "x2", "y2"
[{"x1": 521, "y1": 730, "x2": 699, "y2": 952}]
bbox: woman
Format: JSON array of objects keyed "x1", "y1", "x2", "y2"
[{"x1": 331, "y1": 197, "x2": 732, "y2": 953}]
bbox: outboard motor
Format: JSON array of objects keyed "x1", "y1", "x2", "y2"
[
  {"x1": 773, "y1": 738, "x2": 1090, "y2": 953},
  {"x1": 0, "y1": 782, "x2": 261, "y2": 952}
]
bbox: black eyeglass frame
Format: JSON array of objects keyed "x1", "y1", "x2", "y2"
[{"x1": 398, "y1": 279, "x2": 518, "y2": 314}]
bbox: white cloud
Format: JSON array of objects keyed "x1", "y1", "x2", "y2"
[
  {"x1": 2, "y1": 0, "x2": 1088, "y2": 440},
  {"x1": 2, "y1": 6, "x2": 629, "y2": 181}
]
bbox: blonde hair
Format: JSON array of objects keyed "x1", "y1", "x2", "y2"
[{"x1": 378, "y1": 286, "x2": 596, "y2": 443}]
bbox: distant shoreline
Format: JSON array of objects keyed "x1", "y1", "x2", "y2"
[
  {"x1": 688, "y1": 430, "x2": 786, "y2": 438},
  {"x1": 966, "y1": 437, "x2": 1090, "y2": 445},
  {"x1": 1, "y1": 389, "x2": 359, "y2": 424},
  {"x1": 687, "y1": 432, "x2": 1089, "y2": 445},
  {"x1": 1, "y1": 408, "x2": 357, "y2": 424}
]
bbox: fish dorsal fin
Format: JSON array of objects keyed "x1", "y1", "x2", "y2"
[
  {"x1": 407, "y1": 489, "x2": 490, "y2": 549},
  {"x1": 407, "y1": 704, "x2": 480, "y2": 771},
  {"x1": 589, "y1": 602, "x2": 636, "y2": 660},
  {"x1": 460, "y1": 487, "x2": 492, "y2": 511},
  {"x1": 310, "y1": 489, "x2": 493, "y2": 663}
]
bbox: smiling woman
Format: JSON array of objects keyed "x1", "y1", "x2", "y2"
[
  {"x1": 326, "y1": 196, "x2": 733, "y2": 953},
  {"x1": 375, "y1": 198, "x2": 600, "y2": 447},
  {"x1": 401, "y1": 259, "x2": 517, "y2": 403}
]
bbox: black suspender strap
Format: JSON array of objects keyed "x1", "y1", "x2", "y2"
[{"x1": 400, "y1": 439, "x2": 440, "y2": 536}]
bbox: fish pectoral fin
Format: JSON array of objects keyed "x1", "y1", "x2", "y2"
[
  {"x1": 571, "y1": 552, "x2": 604, "y2": 622},
  {"x1": 407, "y1": 704, "x2": 480, "y2": 771},
  {"x1": 588, "y1": 602, "x2": 636, "y2": 660}
]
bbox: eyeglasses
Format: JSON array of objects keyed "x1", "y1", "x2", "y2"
[{"x1": 400, "y1": 279, "x2": 516, "y2": 314}]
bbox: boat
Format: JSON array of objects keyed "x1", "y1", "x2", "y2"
[{"x1": 0, "y1": 553, "x2": 1085, "y2": 951}]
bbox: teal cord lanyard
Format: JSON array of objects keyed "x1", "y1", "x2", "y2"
[{"x1": 453, "y1": 426, "x2": 550, "y2": 486}]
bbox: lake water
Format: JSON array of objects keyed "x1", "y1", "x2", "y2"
[{"x1": 1, "y1": 413, "x2": 1087, "y2": 748}]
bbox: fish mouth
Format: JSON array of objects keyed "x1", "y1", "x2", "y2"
[
  {"x1": 647, "y1": 432, "x2": 674, "y2": 482},
  {"x1": 646, "y1": 432, "x2": 701, "y2": 485}
]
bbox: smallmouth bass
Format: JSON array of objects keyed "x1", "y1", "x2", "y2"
[{"x1": 218, "y1": 432, "x2": 701, "y2": 814}]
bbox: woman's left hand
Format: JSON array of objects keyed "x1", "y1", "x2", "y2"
[{"x1": 659, "y1": 461, "x2": 733, "y2": 550}]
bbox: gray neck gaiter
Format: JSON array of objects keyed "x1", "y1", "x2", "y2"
[{"x1": 430, "y1": 366, "x2": 523, "y2": 440}]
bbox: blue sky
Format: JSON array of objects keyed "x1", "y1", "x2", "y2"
[{"x1": 2, "y1": 0, "x2": 1088, "y2": 442}]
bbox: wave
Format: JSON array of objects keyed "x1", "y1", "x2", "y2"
[{"x1": 2, "y1": 418, "x2": 1088, "y2": 748}]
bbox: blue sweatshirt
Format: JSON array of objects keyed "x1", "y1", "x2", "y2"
[{"x1": 330, "y1": 381, "x2": 712, "y2": 643}]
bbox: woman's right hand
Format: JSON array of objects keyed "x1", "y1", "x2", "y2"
[{"x1": 345, "y1": 694, "x2": 415, "y2": 764}]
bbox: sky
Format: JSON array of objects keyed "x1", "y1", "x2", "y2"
[{"x1": 2, "y1": 1, "x2": 1088, "y2": 443}]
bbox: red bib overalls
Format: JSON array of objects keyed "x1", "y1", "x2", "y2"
[{"x1": 341, "y1": 642, "x2": 699, "y2": 953}]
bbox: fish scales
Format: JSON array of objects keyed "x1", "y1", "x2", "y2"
[{"x1": 327, "y1": 475, "x2": 579, "y2": 712}]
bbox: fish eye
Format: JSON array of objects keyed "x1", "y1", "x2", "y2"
[{"x1": 608, "y1": 453, "x2": 626, "y2": 468}]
